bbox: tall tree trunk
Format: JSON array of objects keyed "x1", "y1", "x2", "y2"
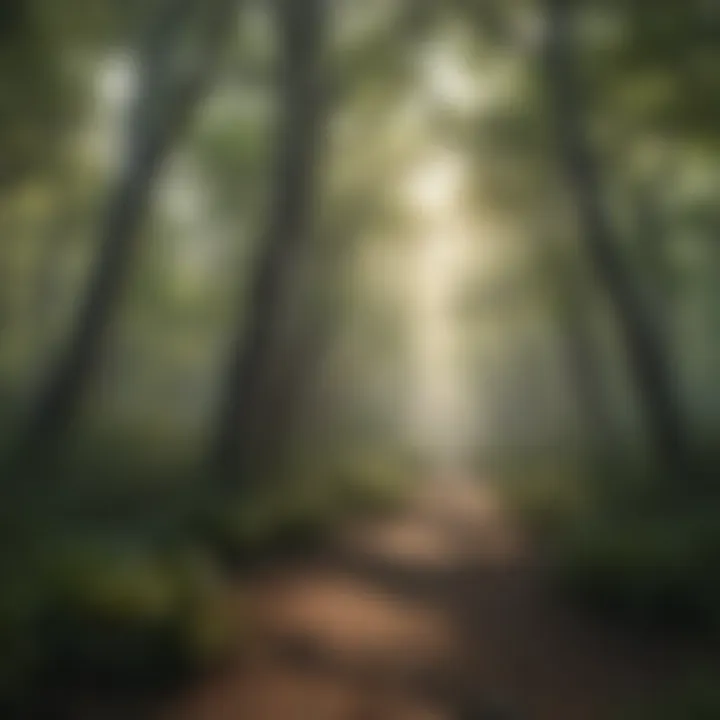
[
  {"x1": 254, "y1": 310, "x2": 333, "y2": 480},
  {"x1": 211, "y1": 0, "x2": 327, "y2": 487},
  {"x1": 630, "y1": 175, "x2": 674, "y2": 338},
  {"x1": 11, "y1": 0, "x2": 239, "y2": 471},
  {"x1": 536, "y1": 230, "x2": 615, "y2": 449},
  {"x1": 541, "y1": 0, "x2": 689, "y2": 476}
]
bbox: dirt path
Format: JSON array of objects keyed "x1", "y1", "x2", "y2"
[{"x1": 157, "y1": 476, "x2": 711, "y2": 720}]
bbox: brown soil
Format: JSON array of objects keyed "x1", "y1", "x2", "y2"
[{"x1": 155, "y1": 475, "x2": 715, "y2": 720}]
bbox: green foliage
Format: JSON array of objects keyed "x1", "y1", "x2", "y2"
[
  {"x1": 328, "y1": 457, "x2": 412, "y2": 516},
  {"x1": 500, "y1": 451, "x2": 720, "y2": 634},
  {"x1": 587, "y1": 0, "x2": 720, "y2": 143},
  {"x1": 203, "y1": 488, "x2": 334, "y2": 565},
  {"x1": 193, "y1": 114, "x2": 273, "y2": 212},
  {"x1": 0, "y1": 542, "x2": 236, "y2": 712},
  {"x1": 202, "y1": 458, "x2": 410, "y2": 565},
  {"x1": 559, "y1": 508, "x2": 720, "y2": 631},
  {"x1": 0, "y1": 0, "x2": 140, "y2": 186},
  {"x1": 46, "y1": 544, "x2": 233, "y2": 677},
  {"x1": 499, "y1": 459, "x2": 590, "y2": 542},
  {"x1": 0, "y1": 1, "x2": 68, "y2": 183},
  {"x1": 619, "y1": 670, "x2": 720, "y2": 720},
  {"x1": 0, "y1": 571, "x2": 47, "y2": 713},
  {"x1": 0, "y1": 425, "x2": 413, "y2": 711}
]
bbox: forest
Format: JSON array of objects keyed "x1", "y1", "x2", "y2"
[{"x1": 0, "y1": 0, "x2": 719, "y2": 718}]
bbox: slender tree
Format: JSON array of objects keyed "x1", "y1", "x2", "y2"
[
  {"x1": 535, "y1": 229, "x2": 615, "y2": 449},
  {"x1": 12, "y1": 0, "x2": 240, "y2": 471},
  {"x1": 541, "y1": 0, "x2": 689, "y2": 476},
  {"x1": 211, "y1": 0, "x2": 328, "y2": 487}
]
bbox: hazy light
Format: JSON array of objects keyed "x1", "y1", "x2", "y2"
[
  {"x1": 421, "y1": 39, "x2": 479, "y2": 113},
  {"x1": 79, "y1": 52, "x2": 139, "y2": 171},
  {"x1": 400, "y1": 147, "x2": 476, "y2": 465},
  {"x1": 98, "y1": 52, "x2": 137, "y2": 109},
  {"x1": 401, "y1": 151, "x2": 465, "y2": 216}
]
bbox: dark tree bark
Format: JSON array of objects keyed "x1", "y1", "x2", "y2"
[
  {"x1": 537, "y1": 231, "x2": 615, "y2": 448},
  {"x1": 11, "y1": 0, "x2": 239, "y2": 471},
  {"x1": 541, "y1": 0, "x2": 689, "y2": 476},
  {"x1": 630, "y1": 176, "x2": 674, "y2": 335},
  {"x1": 210, "y1": 0, "x2": 328, "y2": 487}
]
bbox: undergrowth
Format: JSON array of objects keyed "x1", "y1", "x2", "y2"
[
  {"x1": 0, "y1": 445, "x2": 412, "y2": 716},
  {"x1": 498, "y1": 447, "x2": 720, "y2": 634}
]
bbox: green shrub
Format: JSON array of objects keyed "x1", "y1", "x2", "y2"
[
  {"x1": 503, "y1": 467, "x2": 588, "y2": 541},
  {"x1": 619, "y1": 670, "x2": 720, "y2": 719},
  {"x1": 0, "y1": 541, "x2": 237, "y2": 714},
  {"x1": 268, "y1": 490, "x2": 335, "y2": 548},
  {"x1": 0, "y1": 574, "x2": 48, "y2": 713},
  {"x1": 41, "y1": 543, "x2": 236, "y2": 688},
  {"x1": 499, "y1": 452, "x2": 720, "y2": 634},
  {"x1": 202, "y1": 488, "x2": 334, "y2": 565},
  {"x1": 328, "y1": 459, "x2": 410, "y2": 516},
  {"x1": 559, "y1": 509, "x2": 720, "y2": 631}
]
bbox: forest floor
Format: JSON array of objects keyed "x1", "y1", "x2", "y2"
[{"x1": 153, "y1": 475, "x2": 712, "y2": 720}]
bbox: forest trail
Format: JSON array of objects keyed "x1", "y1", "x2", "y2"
[{"x1": 158, "y1": 476, "x2": 701, "y2": 720}]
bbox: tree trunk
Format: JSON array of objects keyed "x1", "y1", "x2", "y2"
[
  {"x1": 536, "y1": 230, "x2": 615, "y2": 450},
  {"x1": 630, "y1": 176, "x2": 674, "y2": 338},
  {"x1": 210, "y1": 0, "x2": 328, "y2": 487},
  {"x1": 541, "y1": 0, "x2": 689, "y2": 476},
  {"x1": 11, "y1": 0, "x2": 239, "y2": 471}
]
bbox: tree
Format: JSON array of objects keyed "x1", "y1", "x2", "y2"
[
  {"x1": 211, "y1": 0, "x2": 328, "y2": 487},
  {"x1": 541, "y1": 0, "x2": 689, "y2": 476},
  {"x1": 11, "y1": 0, "x2": 240, "y2": 472}
]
